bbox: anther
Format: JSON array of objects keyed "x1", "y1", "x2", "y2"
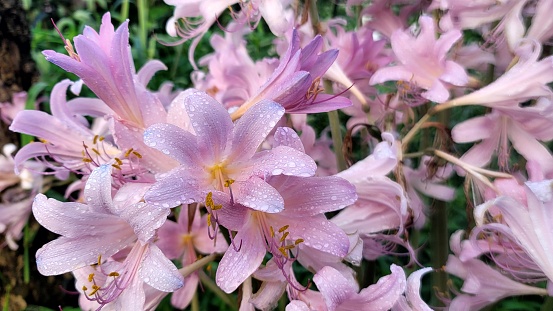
[
  {"x1": 108, "y1": 272, "x2": 120, "y2": 277},
  {"x1": 88, "y1": 273, "x2": 94, "y2": 282},
  {"x1": 278, "y1": 225, "x2": 289, "y2": 233},
  {"x1": 124, "y1": 148, "x2": 134, "y2": 157},
  {"x1": 93, "y1": 135, "x2": 99, "y2": 144},
  {"x1": 294, "y1": 238, "x2": 304, "y2": 245},
  {"x1": 224, "y1": 179, "x2": 235, "y2": 187},
  {"x1": 280, "y1": 232, "x2": 289, "y2": 242},
  {"x1": 132, "y1": 151, "x2": 142, "y2": 158}
]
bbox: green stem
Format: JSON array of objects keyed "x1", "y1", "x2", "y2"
[
  {"x1": 308, "y1": 0, "x2": 322, "y2": 35},
  {"x1": 430, "y1": 109, "x2": 451, "y2": 306},
  {"x1": 137, "y1": 0, "x2": 148, "y2": 58},
  {"x1": 170, "y1": 43, "x2": 184, "y2": 80},
  {"x1": 325, "y1": 81, "x2": 347, "y2": 172},
  {"x1": 198, "y1": 270, "x2": 236, "y2": 310},
  {"x1": 23, "y1": 222, "x2": 30, "y2": 284},
  {"x1": 179, "y1": 253, "x2": 216, "y2": 277},
  {"x1": 2, "y1": 285, "x2": 10, "y2": 311},
  {"x1": 191, "y1": 292, "x2": 200, "y2": 311},
  {"x1": 120, "y1": 0, "x2": 129, "y2": 21},
  {"x1": 327, "y1": 109, "x2": 347, "y2": 172}
]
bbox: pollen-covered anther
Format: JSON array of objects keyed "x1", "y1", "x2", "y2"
[
  {"x1": 280, "y1": 231, "x2": 289, "y2": 242},
  {"x1": 278, "y1": 225, "x2": 289, "y2": 233},
  {"x1": 124, "y1": 148, "x2": 134, "y2": 157},
  {"x1": 224, "y1": 179, "x2": 235, "y2": 187},
  {"x1": 108, "y1": 272, "x2": 120, "y2": 277},
  {"x1": 88, "y1": 284, "x2": 100, "y2": 296},
  {"x1": 88, "y1": 273, "x2": 95, "y2": 282},
  {"x1": 294, "y1": 238, "x2": 304, "y2": 245}
]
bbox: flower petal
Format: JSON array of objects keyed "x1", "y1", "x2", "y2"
[{"x1": 216, "y1": 216, "x2": 266, "y2": 293}]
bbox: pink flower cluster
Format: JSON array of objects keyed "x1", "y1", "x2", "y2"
[{"x1": 5, "y1": 0, "x2": 553, "y2": 310}]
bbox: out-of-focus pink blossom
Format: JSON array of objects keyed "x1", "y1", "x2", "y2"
[
  {"x1": 0, "y1": 92, "x2": 27, "y2": 125},
  {"x1": 445, "y1": 231, "x2": 548, "y2": 310},
  {"x1": 370, "y1": 16, "x2": 469, "y2": 103}
]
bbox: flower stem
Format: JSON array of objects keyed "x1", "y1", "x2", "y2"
[
  {"x1": 325, "y1": 81, "x2": 347, "y2": 172},
  {"x1": 179, "y1": 253, "x2": 216, "y2": 277},
  {"x1": 137, "y1": 0, "x2": 148, "y2": 59},
  {"x1": 120, "y1": 0, "x2": 129, "y2": 22},
  {"x1": 198, "y1": 270, "x2": 237, "y2": 310},
  {"x1": 308, "y1": 0, "x2": 323, "y2": 35},
  {"x1": 23, "y1": 222, "x2": 30, "y2": 284},
  {"x1": 541, "y1": 296, "x2": 553, "y2": 311},
  {"x1": 192, "y1": 292, "x2": 200, "y2": 311}
]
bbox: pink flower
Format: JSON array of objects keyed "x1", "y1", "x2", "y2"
[
  {"x1": 445, "y1": 231, "x2": 548, "y2": 310},
  {"x1": 32, "y1": 165, "x2": 182, "y2": 308},
  {"x1": 10, "y1": 80, "x2": 119, "y2": 178},
  {"x1": 472, "y1": 179, "x2": 553, "y2": 283},
  {"x1": 144, "y1": 90, "x2": 316, "y2": 213},
  {"x1": 370, "y1": 15, "x2": 468, "y2": 103},
  {"x1": 0, "y1": 91, "x2": 27, "y2": 125},
  {"x1": 448, "y1": 41, "x2": 553, "y2": 107},
  {"x1": 452, "y1": 103, "x2": 553, "y2": 176},
  {"x1": 312, "y1": 265, "x2": 406, "y2": 311},
  {"x1": 214, "y1": 174, "x2": 356, "y2": 293},
  {"x1": 230, "y1": 29, "x2": 352, "y2": 119},
  {"x1": 43, "y1": 13, "x2": 166, "y2": 129}
]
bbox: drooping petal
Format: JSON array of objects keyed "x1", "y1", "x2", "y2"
[
  {"x1": 36, "y1": 234, "x2": 134, "y2": 276},
  {"x1": 216, "y1": 216, "x2": 266, "y2": 293},
  {"x1": 140, "y1": 244, "x2": 184, "y2": 292}
]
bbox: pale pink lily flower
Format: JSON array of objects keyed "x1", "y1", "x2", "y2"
[
  {"x1": 445, "y1": 231, "x2": 548, "y2": 311},
  {"x1": 311, "y1": 265, "x2": 406, "y2": 311},
  {"x1": 432, "y1": 0, "x2": 527, "y2": 50},
  {"x1": 192, "y1": 27, "x2": 277, "y2": 110},
  {"x1": 447, "y1": 40, "x2": 553, "y2": 107},
  {"x1": 144, "y1": 90, "x2": 316, "y2": 213},
  {"x1": 526, "y1": 0, "x2": 553, "y2": 43},
  {"x1": 0, "y1": 144, "x2": 44, "y2": 250},
  {"x1": 0, "y1": 91, "x2": 27, "y2": 125},
  {"x1": 10, "y1": 79, "x2": 119, "y2": 179},
  {"x1": 452, "y1": 103, "x2": 553, "y2": 176},
  {"x1": 332, "y1": 133, "x2": 412, "y2": 260},
  {"x1": 230, "y1": 29, "x2": 352, "y2": 119},
  {"x1": 165, "y1": 0, "x2": 292, "y2": 67},
  {"x1": 156, "y1": 207, "x2": 227, "y2": 309},
  {"x1": 32, "y1": 165, "x2": 182, "y2": 308},
  {"x1": 43, "y1": 13, "x2": 167, "y2": 129},
  {"x1": 472, "y1": 179, "x2": 553, "y2": 284},
  {"x1": 213, "y1": 174, "x2": 356, "y2": 293},
  {"x1": 370, "y1": 15, "x2": 469, "y2": 103}
]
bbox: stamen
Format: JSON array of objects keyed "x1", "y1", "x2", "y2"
[
  {"x1": 93, "y1": 135, "x2": 99, "y2": 144},
  {"x1": 278, "y1": 225, "x2": 289, "y2": 233},
  {"x1": 270, "y1": 226, "x2": 275, "y2": 238},
  {"x1": 132, "y1": 151, "x2": 142, "y2": 158},
  {"x1": 280, "y1": 232, "x2": 289, "y2": 242},
  {"x1": 97, "y1": 255, "x2": 102, "y2": 266},
  {"x1": 224, "y1": 179, "x2": 235, "y2": 187},
  {"x1": 294, "y1": 238, "x2": 304, "y2": 245},
  {"x1": 124, "y1": 148, "x2": 134, "y2": 157},
  {"x1": 88, "y1": 273, "x2": 95, "y2": 282},
  {"x1": 114, "y1": 158, "x2": 123, "y2": 165},
  {"x1": 112, "y1": 164, "x2": 122, "y2": 170},
  {"x1": 108, "y1": 272, "x2": 120, "y2": 277},
  {"x1": 92, "y1": 148, "x2": 101, "y2": 156}
]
